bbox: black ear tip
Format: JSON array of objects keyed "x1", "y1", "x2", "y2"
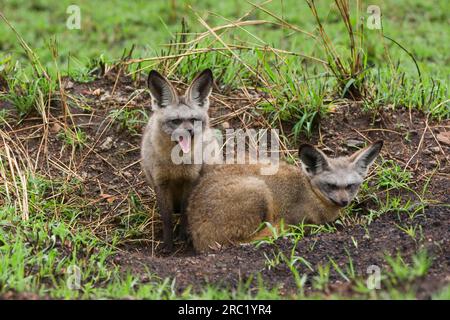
[
  {"x1": 148, "y1": 70, "x2": 165, "y2": 80},
  {"x1": 148, "y1": 70, "x2": 160, "y2": 83},
  {"x1": 199, "y1": 69, "x2": 213, "y2": 79},
  {"x1": 298, "y1": 143, "x2": 315, "y2": 155},
  {"x1": 148, "y1": 70, "x2": 158, "y2": 77},
  {"x1": 148, "y1": 70, "x2": 168, "y2": 90}
]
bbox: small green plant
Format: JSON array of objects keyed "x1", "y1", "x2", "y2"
[
  {"x1": 395, "y1": 223, "x2": 421, "y2": 241},
  {"x1": 307, "y1": 0, "x2": 368, "y2": 99},
  {"x1": 259, "y1": 66, "x2": 329, "y2": 138},
  {"x1": 190, "y1": 275, "x2": 285, "y2": 299},
  {"x1": 109, "y1": 108, "x2": 148, "y2": 135},
  {"x1": 1, "y1": 76, "x2": 54, "y2": 117},
  {"x1": 118, "y1": 192, "x2": 152, "y2": 240},
  {"x1": 253, "y1": 220, "x2": 289, "y2": 246},
  {"x1": 312, "y1": 264, "x2": 331, "y2": 291},
  {"x1": 255, "y1": 221, "x2": 313, "y2": 295},
  {"x1": 276, "y1": 247, "x2": 310, "y2": 295},
  {"x1": 350, "y1": 236, "x2": 358, "y2": 249},
  {"x1": 263, "y1": 250, "x2": 283, "y2": 270},
  {"x1": 432, "y1": 285, "x2": 450, "y2": 300},
  {"x1": 359, "y1": 160, "x2": 427, "y2": 222},
  {"x1": 57, "y1": 127, "x2": 87, "y2": 148},
  {"x1": 376, "y1": 160, "x2": 411, "y2": 190},
  {"x1": 67, "y1": 55, "x2": 105, "y2": 83},
  {"x1": 329, "y1": 249, "x2": 356, "y2": 283},
  {"x1": 0, "y1": 110, "x2": 10, "y2": 127},
  {"x1": 385, "y1": 250, "x2": 432, "y2": 284}
]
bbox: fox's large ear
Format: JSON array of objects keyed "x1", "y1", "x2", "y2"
[
  {"x1": 351, "y1": 140, "x2": 383, "y2": 175},
  {"x1": 147, "y1": 70, "x2": 178, "y2": 109},
  {"x1": 299, "y1": 144, "x2": 329, "y2": 176},
  {"x1": 185, "y1": 69, "x2": 213, "y2": 108}
]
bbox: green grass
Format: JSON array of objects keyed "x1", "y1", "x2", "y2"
[
  {"x1": 1, "y1": 0, "x2": 449, "y2": 126},
  {"x1": 1, "y1": 0, "x2": 448, "y2": 76},
  {"x1": 1, "y1": 71, "x2": 55, "y2": 118},
  {"x1": 433, "y1": 285, "x2": 450, "y2": 300},
  {"x1": 0, "y1": 171, "x2": 118, "y2": 298},
  {"x1": 108, "y1": 108, "x2": 149, "y2": 136},
  {"x1": 0, "y1": 110, "x2": 10, "y2": 127},
  {"x1": 57, "y1": 127, "x2": 88, "y2": 148}
]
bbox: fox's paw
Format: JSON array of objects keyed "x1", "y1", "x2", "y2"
[{"x1": 160, "y1": 241, "x2": 174, "y2": 254}]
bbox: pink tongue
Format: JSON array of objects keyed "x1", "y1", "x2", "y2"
[{"x1": 178, "y1": 136, "x2": 191, "y2": 153}]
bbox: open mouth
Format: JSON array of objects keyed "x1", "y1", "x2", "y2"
[{"x1": 178, "y1": 135, "x2": 191, "y2": 154}]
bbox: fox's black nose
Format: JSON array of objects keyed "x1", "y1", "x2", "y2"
[
  {"x1": 187, "y1": 128, "x2": 194, "y2": 136},
  {"x1": 339, "y1": 200, "x2": 349, "y2": 207}
]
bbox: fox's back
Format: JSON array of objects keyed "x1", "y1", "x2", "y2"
[{"x1": 197, "y1": 162, "x2": 308, "y2": 213}]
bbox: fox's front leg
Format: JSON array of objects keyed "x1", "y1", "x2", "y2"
[
  {"x1": 155, "y1": 184, "x2": 174, "y2": 252},
  {"x1": 178, "y1": 182, "x2": 193, "y2": 242},
  {"x1": 178, "y1": 210, "x2": 189, "y2": 242}
]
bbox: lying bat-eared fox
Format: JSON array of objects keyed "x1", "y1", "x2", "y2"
[{"x1": 187, "y1": 141, "x2": 383, "y2": 252}]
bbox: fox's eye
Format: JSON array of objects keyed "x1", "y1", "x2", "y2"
[
  {"x1": 170, "y1": 119, "x2": 182, "y2": 126},
  {"x1": 327, "y1": 183, "x2": 337, "y2": 189},
  {"x1": 345, "y1": 183, "x2": 357, "y2": 190},
  {"x1": 190, "y1": 118, "x2": 201, "y2": 123}
]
